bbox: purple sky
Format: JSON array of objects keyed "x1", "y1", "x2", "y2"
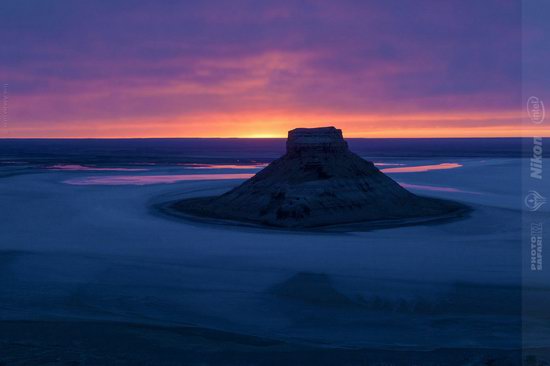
[{"x1": 1, "y1": 0, "x2": 547, "y2": 137}]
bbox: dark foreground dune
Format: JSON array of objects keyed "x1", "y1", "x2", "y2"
[{"x1": 1, "y1": 320, "x2": 547, "y2": 366}]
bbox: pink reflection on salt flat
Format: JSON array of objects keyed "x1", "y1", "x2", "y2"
[
  {"x1": 64, "y1": 173, "x2": 254, "y2": 185},
  {"x1": 373, "y1": 162, "x2": 406, "y2": 166},
  {"x1": 399, "y1": 182, "x2": 481, "y2": 194},
  {"x1": 49, "y1": 164, "x2": 148, "y2": 172},
  {"x1": 179, "y1": 163, "x2": 268, "y2": 169},
  {"x1": 381, "y1": 163, "x2": 462, "y2": 173}
]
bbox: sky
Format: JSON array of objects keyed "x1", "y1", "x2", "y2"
[{"x1": 1, "y1": 0, "x2": 548, "y2": 138}]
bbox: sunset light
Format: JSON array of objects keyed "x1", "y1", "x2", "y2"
[{"x1": 2, "y1": 1, "x2": 544, "y2": 138}]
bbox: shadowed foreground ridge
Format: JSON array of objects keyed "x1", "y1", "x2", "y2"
[{"x1": 175, "y1": 127, "x2": 466, "y2": 228}]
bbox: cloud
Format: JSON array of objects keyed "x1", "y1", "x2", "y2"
[{"x1": 0, "y1": 0, "x2": 531, "y2": 137}]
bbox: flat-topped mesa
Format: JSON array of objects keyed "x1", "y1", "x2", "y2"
[
  {"x1": 174, "y1": 126, "x2": 467, "y2": 228},
  {"x1": 286, "y1": 127, "x2": 349, "y2": 155}
]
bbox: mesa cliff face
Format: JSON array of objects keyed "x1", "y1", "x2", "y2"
[{"x1": 176, "y1": 127, "x2": 464, "y2": 228}]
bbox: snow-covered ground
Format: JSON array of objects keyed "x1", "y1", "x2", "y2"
[{"x1": 0, "y1": 157, "x2": 548, "y2": 352}]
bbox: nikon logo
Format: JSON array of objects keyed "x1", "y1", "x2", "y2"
[{"x1": 531, "y1": 137, "x2": 543, "y2": 180}]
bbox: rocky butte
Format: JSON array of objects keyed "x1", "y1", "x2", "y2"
[{"x1": 172, "y1": 127, "x2": 467, "y2": 229}]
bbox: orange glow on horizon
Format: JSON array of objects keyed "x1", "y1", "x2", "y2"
[{"x1": 5, "y1": 110, "x2": 549, "y2": 139}]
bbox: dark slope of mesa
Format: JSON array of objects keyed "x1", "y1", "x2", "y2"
[{"x1": 174, "y1": 127, "x2": 467, "y2": 228}]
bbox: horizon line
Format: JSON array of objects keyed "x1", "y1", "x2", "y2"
[{"x1": 0, "y1": 136, "x2": 537, "y2": 140}]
